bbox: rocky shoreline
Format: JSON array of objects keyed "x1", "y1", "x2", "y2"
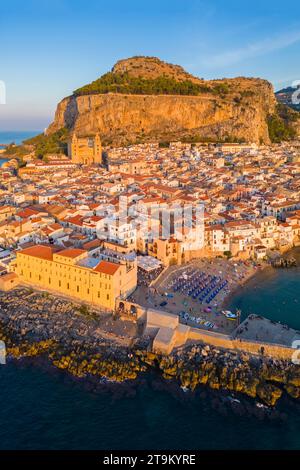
[{"x1": 0, "y1": 288, "x2": 300, "y2": 408}]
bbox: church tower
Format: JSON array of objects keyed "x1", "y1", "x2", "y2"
[
  {"x1": 93, "y1": 133, "x2": 102, "y2": 164},
  {"x1": 68, "y1": 132, "x2": 102, "y2": 165}
]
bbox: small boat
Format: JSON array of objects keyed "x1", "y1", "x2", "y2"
[
  {"x1": 181, "y1": 386, "x2": 190, "y2": 393},
  {"x1": 227, "y1": 396, "x2": 241, "y2": 404},
  {"x1": 256, "y1": 402, "x2": 269, "y2": 409}
]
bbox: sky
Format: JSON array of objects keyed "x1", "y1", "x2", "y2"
[{"x1": 1, "y1": 0, "x2": 300, "y2": 131}]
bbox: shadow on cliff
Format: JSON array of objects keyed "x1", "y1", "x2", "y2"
[{"x1": 64, "y1": 95, "x2": 79, "y2": 130}]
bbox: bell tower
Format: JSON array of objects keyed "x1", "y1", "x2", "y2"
[
  {"x1": 68, "y1": 132, "x2": 102, "y2": 165},
  {"x1": 93, "y1": 133, "x2": 102, "y2": 164}
]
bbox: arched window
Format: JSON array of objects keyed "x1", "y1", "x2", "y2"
[{"x1": 130, "y1": 305, "x2": 137, "y2": 315}]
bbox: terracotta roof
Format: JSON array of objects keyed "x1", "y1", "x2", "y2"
[
  {"x1": 19, "y1": 245, "x2": 55, "y2": 261},
  {"x1": 49, "y1": 223, "x2": 62, "y2": 231},
  {"x1": 56, "y1": 248, "x2": 86, "y2": 259},
  {"x1": 17, "y1": 208, "x2": 39, "y2": 218},
  {"x1": 83, "y1": 239, "x2": 102, "y2": 250},
  {"x1": 66, "y1": 215, "x2": 84, "y2": 226},
  {"x1": 45, "y1": 205, "x2": 67, "y2": 216},
  {"x1": 94, "y1": 260, "x2": 120, "y2": 275}
]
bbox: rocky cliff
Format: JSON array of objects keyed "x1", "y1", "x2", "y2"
[{"x1": 47, "y1": 57, "x2": 278, "y2": 145}]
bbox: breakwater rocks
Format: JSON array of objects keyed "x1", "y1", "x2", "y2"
[
  {"x1": 272, "y1": 257, "x2": 297, "y2": 268},
  {"x1": 2, "y1": 323, "x2": 300, "y2": 407},
  {"x1": 135, "y1": 346, "x2": 300, "y2": 407},
  {"x1": 0, "y1": 288, "x2": 300, "y2": 407}
]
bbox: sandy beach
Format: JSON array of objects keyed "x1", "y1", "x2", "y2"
[{"x1": 129, "y1": 257, "x2": 264, "y2": 334}]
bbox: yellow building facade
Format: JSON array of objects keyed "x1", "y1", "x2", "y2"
[
  {"x1": 11, "y1": 245, "x2": 137, "y2": 311},
  {"x1": 148, "y1": 238, "x2": 183, "y2": 266},
  {"x1": 68, "y1": 133, "x2": 102, "y2": 165},
  {"x1": 148, "y1": 237, "x2": 206, "y2": 267}
]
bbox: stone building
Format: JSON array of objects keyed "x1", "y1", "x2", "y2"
[
  {"x1": 0, "y1": 272, "x2": 20, "y2": 291},
  {"x1": 68, "y1": 133, "x2": 102, "y2": 165},
  {"x1": 10, "y1": 245, "x2": 137, "y2": 311}
]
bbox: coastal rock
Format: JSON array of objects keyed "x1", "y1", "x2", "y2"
[
  {"x1": 2, "y1": 288, "x2": 300, "y2": 407},
  {"x1": 287, "y1": 372, "x2": 300, "y2": 387},
  {"x1": 257, "y1": 383, "x2": 283, "y2": 406},
  {"x1": 285, "y1": 384, "x2": 300, "y2": 399}
]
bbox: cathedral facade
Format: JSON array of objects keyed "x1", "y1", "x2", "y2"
[{"x1": 68, "y1": 133, "x2": 102, "y2": 165}]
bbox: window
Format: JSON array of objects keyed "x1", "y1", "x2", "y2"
[{"x1": 77, "y1": 286, "x2": 79, "y2": 293}]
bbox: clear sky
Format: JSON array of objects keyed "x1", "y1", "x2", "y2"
[{"x1": 1, "y1": 0, "x2": 300, "y2": 130}]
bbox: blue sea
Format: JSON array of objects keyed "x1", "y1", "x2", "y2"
[
  {"x1": 230, "y1": 256, "x2": 300, "y2": 330},
  {"x1": 0, "y1": 130, "x2": 40, "y2": 146},
  {"x1": 0, "y1": 132, "x2": 299, "y2": 450},
  {"x1": 0, "y1": 131, "x2": 41, "y2": 167},
  {"x1": 0, "y1": 255, "x2": 298, "y2": 450},
  {"x1": 1, "y1": 359, "x2": 300, "y2": 451}
]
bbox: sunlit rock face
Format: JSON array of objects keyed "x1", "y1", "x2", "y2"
[{"x1": 47, "y1": 57, "x2": 277, "y2": 146}]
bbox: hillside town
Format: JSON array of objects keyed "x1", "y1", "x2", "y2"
[{"x1": 0, "y1": 136, "x2": 300, "y2": 353}]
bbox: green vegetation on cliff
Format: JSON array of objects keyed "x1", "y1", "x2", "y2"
[
  {"x1": 2, "y1": 128, "x2": 69, "y2": 161},
  {"x1": 24, "y1": 128, "x2": 69, "y2": 159},
  {"x1": 267, "y1": 104, "x2": 298, "y2": 143},
  {"x1": 74, "y1": 71, "x2": 229, "y2": 97},
  {"x1": 3, "y1": 144, "x2": 28, "y2": 158}
]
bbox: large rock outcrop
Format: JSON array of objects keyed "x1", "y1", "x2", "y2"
[{"x1": 47, "y1": 57, "x2": 277, "y2": 145}]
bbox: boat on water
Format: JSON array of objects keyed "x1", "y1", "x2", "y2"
[
  {"x1": 180, "y1": 386, "x2": 190, "y2": 393},
  {"x1": 256, "y1": 402, "x2": 269, "y2": 410},
  {"x1": 226, "y1": 396, "x2": 241, "y2": 404}
]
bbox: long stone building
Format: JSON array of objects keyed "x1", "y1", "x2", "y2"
[{"x1": 11, "y1": 245, "x2": 137, "y2": 310}]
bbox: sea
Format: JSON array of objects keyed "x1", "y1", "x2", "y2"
[
  {"x1": 0, "y1": 131, "x2": 40, "y2": 146},
  {"x1": 0, "y1": 130, "x2": 41, "y2": 166},
  {"x1": 0, "y1": 132, "x2": 300, "y2": 450}
]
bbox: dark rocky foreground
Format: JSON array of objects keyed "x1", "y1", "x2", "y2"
[{"x1": 0, "y1": 288, "x2": 300, "y2": 407}]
